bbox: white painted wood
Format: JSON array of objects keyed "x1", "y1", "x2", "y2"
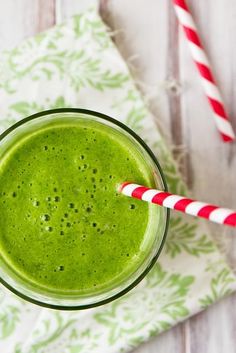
[
  {"x1": 99, "y1": 0, "x2": 172, "y2": 142},
  {"x1": 0, "y1": 0, "x2": 235, "y2": 352},
  {"x1": 179, "y1": 0, "x2": 236, "y2": 253},
  {"x1": 191, "y1": 296, "x2": 236, "y2": 352},
  {"x1": 0, "y1": 0, "x2": 55, "y2": 51},
  {"x1": 133, "y1": 324, "x2": 185, "y2": 353},
  {"x1": 56, "y1": 0, "x2": 97, "y2": 23}
]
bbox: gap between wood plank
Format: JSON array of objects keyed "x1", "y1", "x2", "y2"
[
  {"x1": 37, "y1": 0, "x2": 56, "y2": 31},
  {"x1": 167, "y1": 3, "x2": 182, "y2": 149},
  {"x1": 167, "y1": 2, "x2": 193, "y2": 190}
]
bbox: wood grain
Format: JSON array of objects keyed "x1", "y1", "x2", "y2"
[
  {"x1": 56, "y1": 0, "x2": 96, "y2": 22},
  {"x1": 134, "y1": 323, "x2": 185, "y2": 353},
  {"x1": 0, "y1": 0, "x2": 235, "y2": 352},
  {"x1": 178, "y1": 1, "x2": 236, "y2": 351},
  {"x1": 0, "y1": 0, "x2": 55, "y2": 51},
  {"x1": 167, "y1": 1, "x2": 188, "y2": 180},
  {"x1": 189, "y1": 295, "x2": 236, "y2": 352},
  {"x1": 99, "y1": 0, "x2": 171, "y2": 140}
]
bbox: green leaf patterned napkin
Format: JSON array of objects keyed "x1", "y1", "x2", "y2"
[{"x1": 0, "y1": 4, "x2": 236, "y2": 353}]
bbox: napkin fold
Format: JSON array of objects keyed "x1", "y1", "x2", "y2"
[{"x1": 0, "y1": 3, "x2": 235, "y2": 353}]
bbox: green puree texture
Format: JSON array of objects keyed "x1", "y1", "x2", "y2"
[{"x1": 0, "y1": 119, "x2": 157, "y2": 294}]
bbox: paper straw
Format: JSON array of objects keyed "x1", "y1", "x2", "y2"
[
  {"x1": 173, "y1": 0, "x2": 235, "y2": 142},
  {"x1": 119, "y1": 183, "x2": 236, "y2": 227}
]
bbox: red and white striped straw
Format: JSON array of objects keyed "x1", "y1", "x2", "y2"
[
  {"x1": 119, "y1": 183, "x2": 236, "y2": 227},
  {"x1": 173, "y1": 0, "x2": 235, "y2": 142}
]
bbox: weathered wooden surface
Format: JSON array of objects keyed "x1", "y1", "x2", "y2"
[{"x1": 0, "y1": 0, "x2": 235, "y2": 351}]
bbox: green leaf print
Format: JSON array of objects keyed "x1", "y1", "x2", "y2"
[
  {"x1": 0, "y1": 96, "x2": 70, "y2": 131},
  {"x1": 125, "y1": 106, "x2": 146, "y2": 132},
  {"x1": 14, "y1": 322, "x2": 100, "y2": 353},
  {"x1": 165, "y1": 216, "x2": 216, "y2": 258},
  {"x1": 14, "y1": 343, "x2": 23, "y2": 353},
  {"x1": 0, "y1": 117, "x2": 17, "y2": 131},
  {"x1": 73, "y1": 14, "x2": 84, "y2": 37},
  {"x1": 0, "y1": 305, "x2": 20, "y2": 339},
  {"x1": 125, "y1": 91, "x2": 148, "y2": 127},
  {"x1": 111, "y1": 89, "x2": 147, "y2": 132},
  {"x1": 29, "y1": 312, "x2": 77, "y2": 353},
  {"x1": 0, "y1": 45, "x2": 128, "y2": 93},
  {"x1": 199, "y1": 268, "x2": 235, "y2": 308},
  {"x1": 69, "y1": 344, "x2": 83, "y2": 353},
  {"x1": 146, "y1": 264, "x2": 194, "y2": 320},
  {"x1": 73, "y1": 13, "x2": 112, "y2": 50},
  {"x1": 34, "y1": 24, "x2": 64, "y2": 46},
  {"x1": 66, "y1": 51, "x2": 128, "y2": 91},
  {"x1": 10, "y1": 101, "x2": 43, "y2": 116},
  {"x1": 10, "y1": 96, "x2": 68, "y2": 117},
  {"x1": 0, "y1": 22, "x2": 65, "y2": 92},
  {"x1": 90, "y1": 71, "x2": 128, "y2": 91},
  {"x1": 96, "y1": 311, "x2": 147, "y2": 346},
  {"x1": 94, "y1": 263, "x2": 194, "y2": 345},
  {"x1": 51, "y1": 96, "x2": 68, "y2": 109},
  {"x1": 0, "y1": 51, "x2": 65, "y2": 93}
]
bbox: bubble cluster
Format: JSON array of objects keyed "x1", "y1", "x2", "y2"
[
  {"x1": 41, "y1": 214, "x2": 50, "y2": 221},
  {"x1": 54, "y1": 265, "x2": 64, "y2": 272}
]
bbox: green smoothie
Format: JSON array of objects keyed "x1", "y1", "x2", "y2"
[{"x1": 0, "y1": 116, "x2": 160, "y2": 296}]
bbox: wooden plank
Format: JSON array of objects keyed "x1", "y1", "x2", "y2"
[
  {"x1": 179, "y1": 0, "x2": 236, "y2": 352},
  {"x1": 100, "y1": 0, "x2": 172, "y2": 142},
  {"x1": 133, "y1": 324, "x2": 185, "y2": 353},
  {"x1": 166, "y1": 0, "x2": 190, "y2": 181},
  {"x1": 179, "y1": 0, "x2": 236, "y2": 264},
  {"x1": 56, "y1": 0, "x2": 96, "y2": 22},
  {"x1": 189, "y1": 296, "x2": 236, "y2": 353},
  {"x1": 36, "y1": 0, "x2": 55, "y2": 31},
  {"x1": 100, "y1": 0, "x2": 191, "y2": 181},
  {"x1": 0, "y1": 0, "x2": 55, "y2": 51},
  {"x1": 179, "y1": 0, "x2": 236, "y2": 208}
]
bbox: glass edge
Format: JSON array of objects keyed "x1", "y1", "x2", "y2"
[{"x1": 0, "y1": 107, "x2": 170, "y2": 310}]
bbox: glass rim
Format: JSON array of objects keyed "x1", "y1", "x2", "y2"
[{"x1": 0, "y1": 108, "x2": 170, "y2": 310}]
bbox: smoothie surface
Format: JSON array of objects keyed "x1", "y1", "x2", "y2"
[{"x1": 0, "y1": 117, "x2": 159, "y2": 294}]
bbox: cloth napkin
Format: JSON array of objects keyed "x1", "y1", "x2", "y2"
[{"x1": 0, "y1": 3, "x2": 235, "y2": 353}]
